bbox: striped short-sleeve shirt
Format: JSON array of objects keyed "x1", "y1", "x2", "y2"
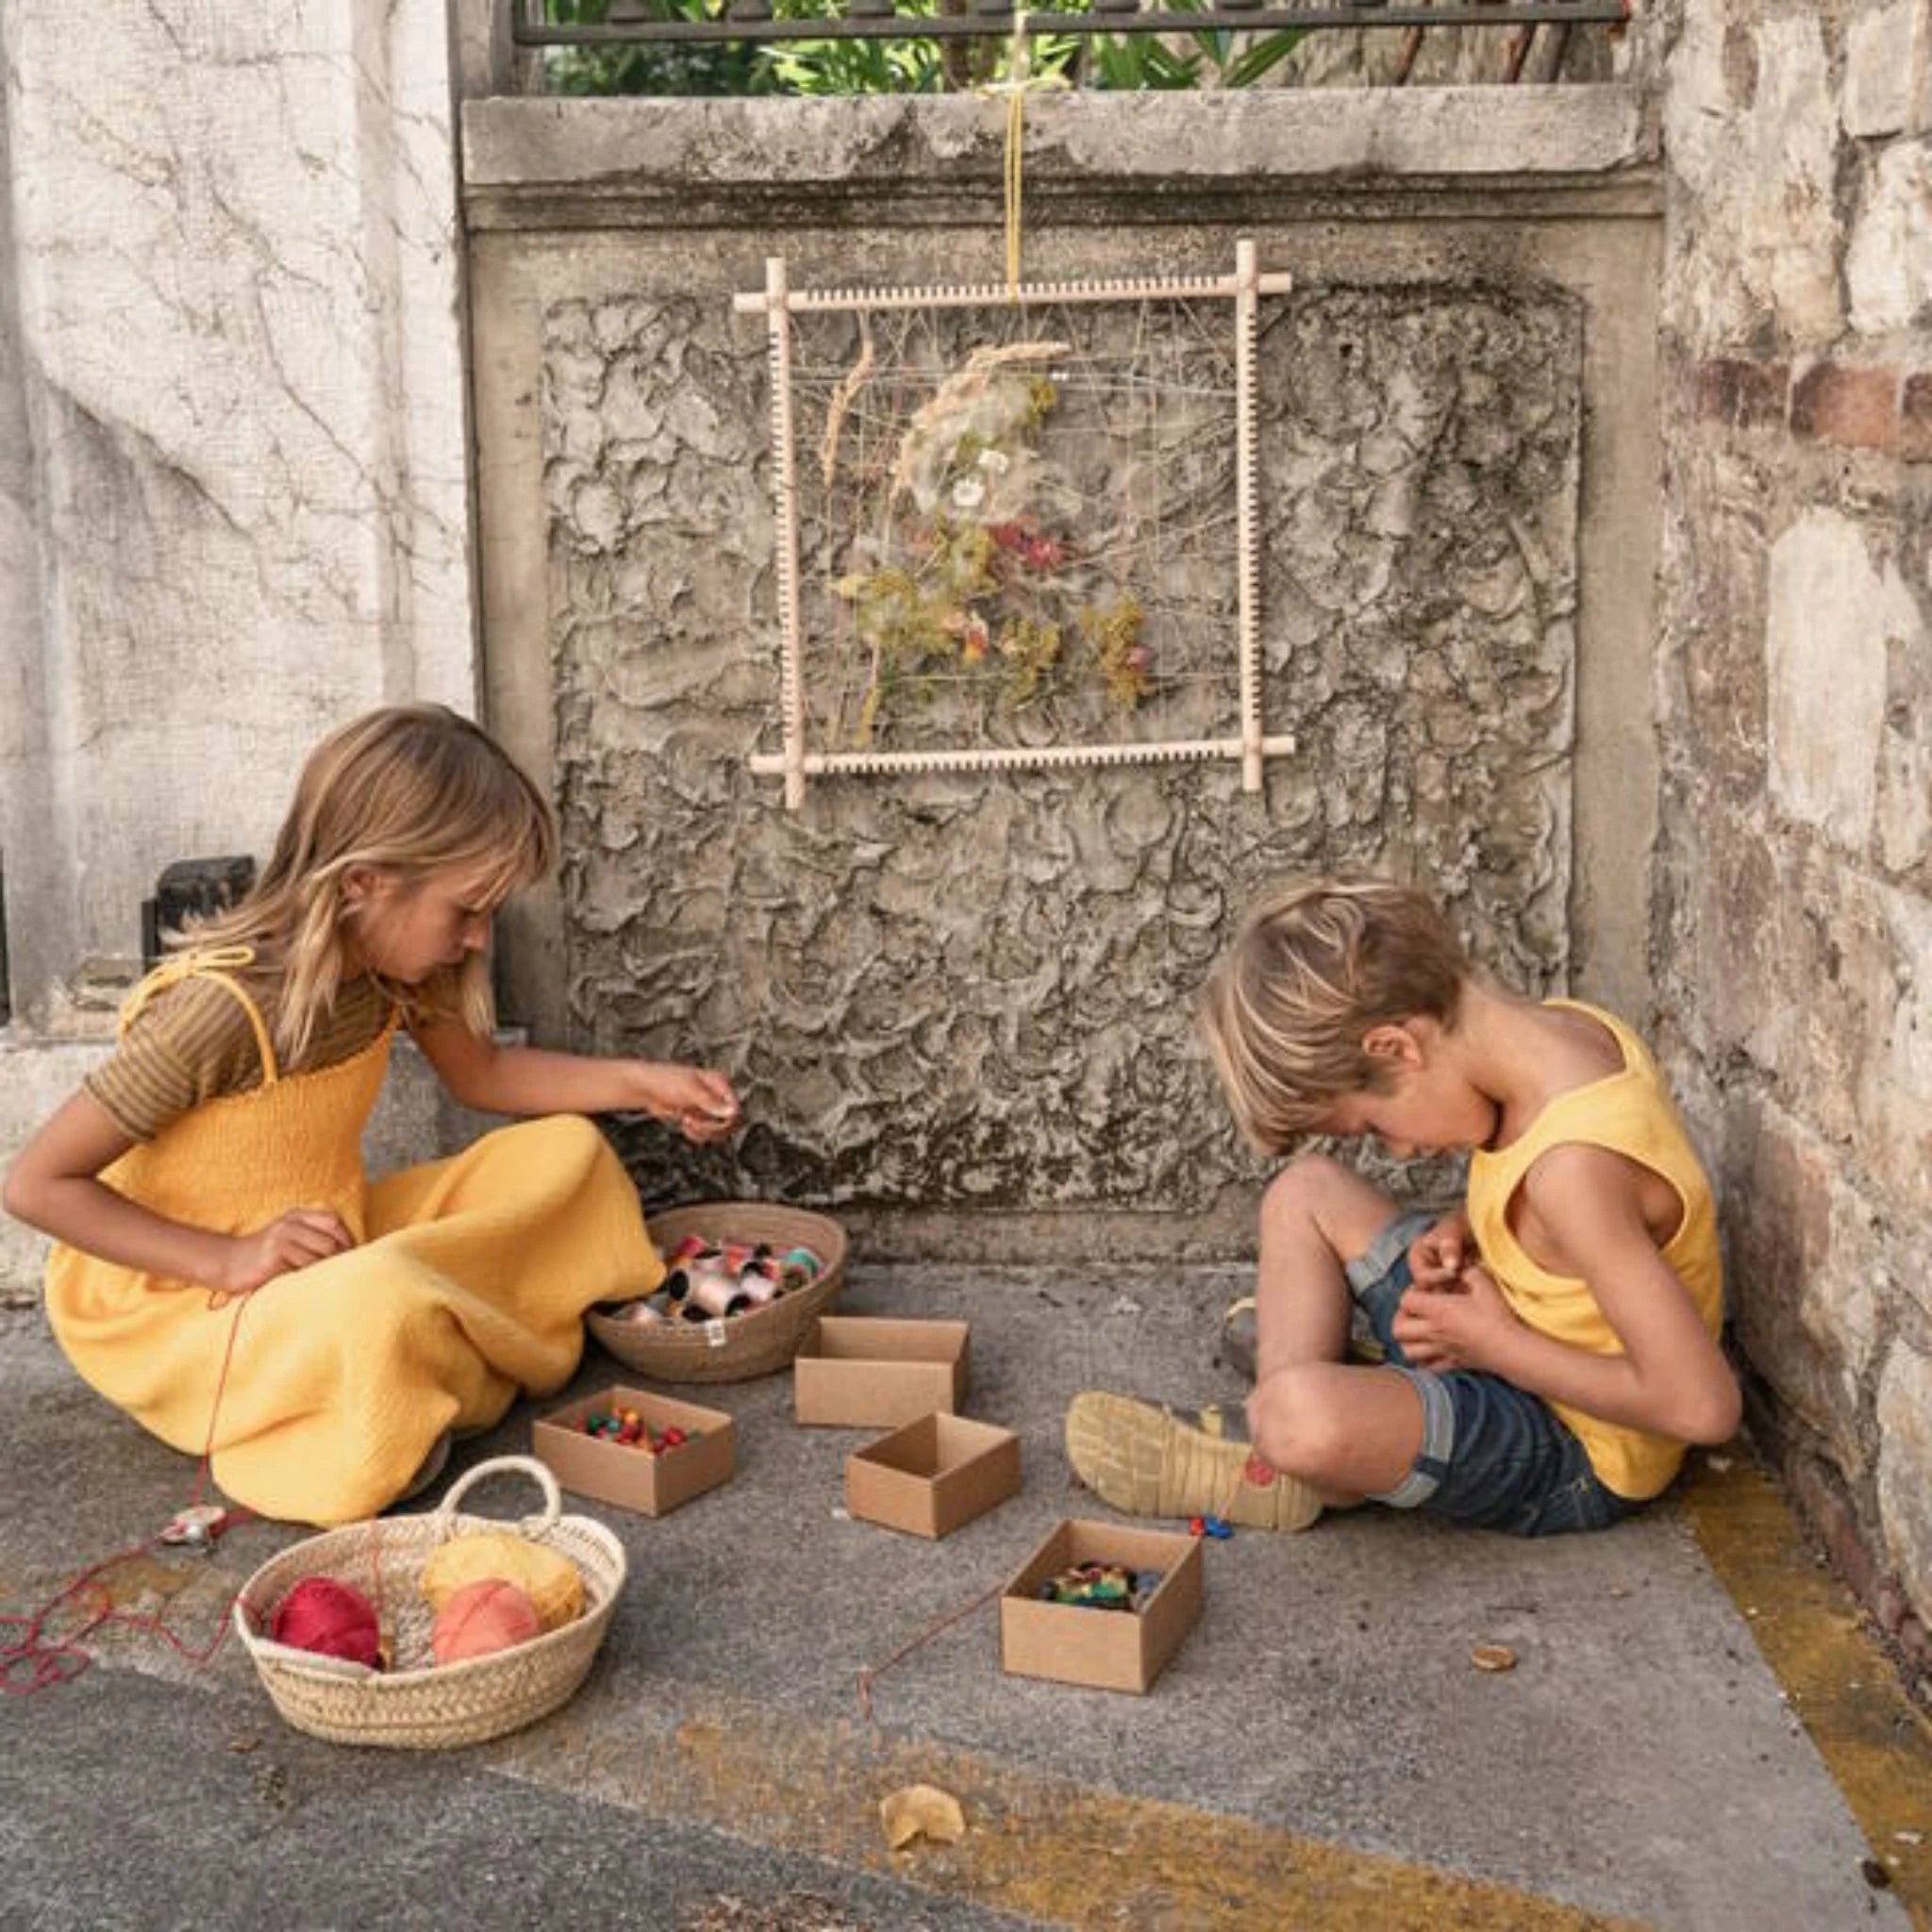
[{"x1": 86, "y1": 972, "x2": 394, "y2": 1143}]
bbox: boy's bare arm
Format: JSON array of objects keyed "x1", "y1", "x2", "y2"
[
  {"x1": 1394, "y1": 1144, "x2": 1740, "y2": 1445},
  {"x1": 1, "y1": 1091, "x2": 352, "y2": 1294}
]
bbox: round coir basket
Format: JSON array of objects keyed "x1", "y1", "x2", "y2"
[
  {"x1": 587, "y1": 1200, "x2": 848, "y2": 1385},
  {"x1": 233, "y1": 1456, "x2": 625, "y2": 1750}
]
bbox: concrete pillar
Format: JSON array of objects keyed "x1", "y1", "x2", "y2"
[{"x1": 0, "y1": 0, "x2": 476, "y2": 1024}]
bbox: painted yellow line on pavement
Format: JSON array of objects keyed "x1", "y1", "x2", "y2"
[
  {"x1": 494, "y1": 1679, "x2": 1638, "y2": 1931},
  {"x1": 1682, "y1": 1452, "x2": 1932, "y2": 1931}
]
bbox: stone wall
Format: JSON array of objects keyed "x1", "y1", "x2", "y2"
[
  {"x1": 1652, "y1": 0, "x2": 1932, "y2": 1656},
  {"x1": 464, "y1": 91, "x2": 1663, "y2": 1255}
]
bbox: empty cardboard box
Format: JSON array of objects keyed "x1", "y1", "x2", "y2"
[
  {"x1": 793, "y1": 1315, "x2": 970, "y2": 1427},
  {"x1": 532, "y1": 1384, "x2": 735, "y2": 1518},
  {"x1": 844, "y1": 1412, "x2": 1022, "y2": 1540},
  {"x1": 1000, "y1": 1518, "x2": 1204, "y2": 1694}
]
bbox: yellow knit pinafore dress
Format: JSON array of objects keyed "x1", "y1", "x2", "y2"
[{"x1": 44, "y1": 956, "x2": 665, "y2": 1525}]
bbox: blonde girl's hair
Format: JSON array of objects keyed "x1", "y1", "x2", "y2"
[
  {"x1": 1199, "y1": 875, "x2": 1471, "y2": 1154},
  {"x1": 189, "y1": 704, "x2": 557, "y2": 1063}
]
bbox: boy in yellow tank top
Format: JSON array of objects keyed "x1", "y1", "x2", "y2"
[{"x1": 1066, "y1": 875, "x2": 1740, "y2": 1538}]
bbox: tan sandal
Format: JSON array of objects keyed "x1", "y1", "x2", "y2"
[{"x1": 1064, "y1": 1391, "x2": 1322, "y2": 1532}]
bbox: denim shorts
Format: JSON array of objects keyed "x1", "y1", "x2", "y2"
[{"x1": 1350, "y1": 1211, "x2": 1643, "y2": 1538}]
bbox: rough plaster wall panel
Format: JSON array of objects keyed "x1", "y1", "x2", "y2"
[
  {"x1": 542, "y1": 283, "x2": 1580, "y2": 1212},
  {"x1": 0, "y1": 0, "x2": 473, "y2": 1001}
]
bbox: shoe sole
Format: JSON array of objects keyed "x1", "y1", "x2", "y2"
[{"x1": 1065, "y1": 1392, "x2": 1320, "y2": 1532}]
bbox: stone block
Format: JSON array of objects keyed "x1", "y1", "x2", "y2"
[
  {"x1": 1661, "y1": 12, "x2": 1843, "y2": 347},
  {"x1": 1846, "y1": 145, "x2": 1932, "y2": 337},
  {"x1": 1686, "y1": 357, "x2": 1790, "y2": 430},
  {"x1": 1657, "y1": 448, "x2": 1770, "y2": 794},
  {"x1": 1790, "y1": 362, "x2": 1900, "y2": 449},
  {"x1": 1860, "y1": 882, "x2": 1932, "y2": 1224},
  {"x1": 1843, "y1": 0, "x2": 1915, "y2": 137},
  {"x1": 1877, "y1": 598, "x2": 1932, "y2": 869},
  {"x1": 1725, "y1": 1099, "x2": 1883, "y2": 1476},
  {"x1": 1876, "y1": 1344, "x2": 1932, "y2": 1626},
  {"x1": 1766, "y1": 508, "x2": 1907, "y2": 850},
  {"x1": 1902, "y1": 373, "x2": 1932, "y2": 464}
]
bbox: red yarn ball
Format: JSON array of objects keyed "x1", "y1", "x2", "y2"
[
  {"x1": 270, "y1": 1576, "x2": 382, "y2": 1668},
  {"x1": 431, "y1": 1578, "x2": 542, "y2": 1667}
]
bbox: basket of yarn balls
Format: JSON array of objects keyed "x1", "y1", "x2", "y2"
[
  {"x1": 587, "y1": 1201, "x2": 848, "y2": 1385},
  {"x1": 232, "y1": 1456, "x2": 625, "y2": 1750}
]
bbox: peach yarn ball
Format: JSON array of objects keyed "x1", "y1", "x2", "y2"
[
  {"x1": 430, "y1": 1578, "x2": 543, "y2": 1666},
  {"x1": 419, "y1": 1531, "x2": 583, "y2": 1631}
]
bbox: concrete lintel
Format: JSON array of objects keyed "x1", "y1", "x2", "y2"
[{"x1": 462, "y1": 87, "x2": 1656, "y2": 218}]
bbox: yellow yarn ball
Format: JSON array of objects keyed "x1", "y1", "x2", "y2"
[{"x1": 419, "y1": 1532, "x2": 584, "y2": 1632}]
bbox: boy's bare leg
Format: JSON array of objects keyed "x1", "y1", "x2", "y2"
[
  {"x1": 1065, "y1": 1153, "x2": 1417, "y2": 1531},
  {"x1": 1251, "y1": 1153, "x2": 1410, "y2": 1381},
  {"x1": 1249, "y1": 1361, "x2": 1425, "y2": 1504}
]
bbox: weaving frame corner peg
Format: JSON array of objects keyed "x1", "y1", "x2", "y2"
[{"x1": 733, "y1": 242, "x2": 1297, "y2": 810}]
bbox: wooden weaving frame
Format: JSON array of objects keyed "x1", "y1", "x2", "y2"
[{"x1": 734, "y1": 241, "x2": 1294, "y2": 809}]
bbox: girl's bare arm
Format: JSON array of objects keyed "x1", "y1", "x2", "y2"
[
  {"x1": 1, "y1": 1091, "x2": 350, "y2": 1293},
  {"x1": 411, "y1": 1023, "x2": 741, "y2": 1143}
]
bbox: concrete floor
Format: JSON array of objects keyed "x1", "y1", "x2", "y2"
[{"x1": 4, "y1": 1263, "x2": 1928, "y2": 1931}]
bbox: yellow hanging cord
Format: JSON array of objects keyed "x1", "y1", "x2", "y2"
[
  {"x1": 978, "y1": 6, "x2": 1066, "y2": 303},
  {"x1": 1004, "y1": 8, "x2": 1029, "y2": 298}
]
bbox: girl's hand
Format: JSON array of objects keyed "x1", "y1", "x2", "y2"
[
  {"x1": 1406, "y1": 1210, "x2": 1472, "y2": 1291},
  {"x1": 1391, "y1": 1261, "x2": 1518, "y2": 1374},
  {"x1": 629, "y1": 1063, "x2": 742, "y2": 1145},
  {"x1": 222, "y1": 1210, "x2": 355, "y2": 1297}
]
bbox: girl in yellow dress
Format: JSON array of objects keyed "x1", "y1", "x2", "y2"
[{"x1": 2, "y1": 704, "x2": 739, "y2": 1525}]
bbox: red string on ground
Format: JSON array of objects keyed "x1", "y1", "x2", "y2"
[
  {"x1": 858, "y1": 1577, "x2": 1008, "y2": 1723},
  {"x1": 0, "y1": 1290, "x2": 259, "y2": 1695}
]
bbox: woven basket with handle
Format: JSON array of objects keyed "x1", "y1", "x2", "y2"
[
  {"x1": 233, "y1": 1456, "x2": 625, "y2": 1750},
  {"x1": 587, "y1": 1200, "x2": 848, "y2": 1385}
]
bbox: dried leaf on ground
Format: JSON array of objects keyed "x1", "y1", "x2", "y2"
[{"x1": 880, "y1": 1782, "x2": 967, "y2": 1850}]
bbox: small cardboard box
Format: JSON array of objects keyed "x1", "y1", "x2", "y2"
[
  {"x1": 844, "y1": 1412, "x2": 1022, "y2": 1540},
  {"x1": 793, "y1": 1315, "x2": 970, "y2": 1427},
  {"x1": 1000, "y1": 1518, "x2": 1205, "y2": 1694},
  {"x1": 531, "y1": 1384, "x2": 735, "y2": 1518}
]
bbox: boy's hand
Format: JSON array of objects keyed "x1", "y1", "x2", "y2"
[
  {"x1": 1391, "y1": 1260, "x2": 1518, "y2": 1374},
  {"x1": 1406, "y1": 1210, "x2": 1472, "y2": 1291},
  {"x1": 222, "y1": 1209, "x2": 355, "y2": 1296},
  {"x1": 629, "y1": 1063, "x2": 742, "y2": 1145}
]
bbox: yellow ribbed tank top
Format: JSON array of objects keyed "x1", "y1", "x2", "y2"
[
  {"x1": 1464, "y1": 1000, "x2": 1724, "y2": 1502},
  {"x1": 44, "y1": 950, "x2": 665, "y2": 1524}
]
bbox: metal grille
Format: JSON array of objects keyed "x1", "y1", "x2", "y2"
[{"x1": 511, "y1": 0, "x2": 1626, "y2": 52}]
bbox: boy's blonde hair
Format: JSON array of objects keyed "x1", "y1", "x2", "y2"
[
  {"x1": 1199, "y1": 875, "x2": 1471, "y2": 1153},
  {"x1": 191, "y1": 705, "x2": 556, "y2": 1063}
]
